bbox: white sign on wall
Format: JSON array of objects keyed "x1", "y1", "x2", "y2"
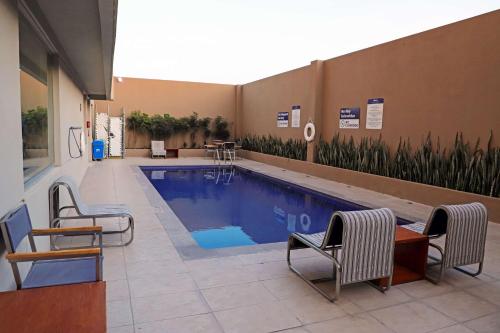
[
  {"x1": 277, "y1": 112, "x2": 289, "y2": 128},
  {"x1": 291, "y1": 105, "x2": 300, "y2": 128},
  {"x1": 366, "y1": 98, "x2": 384, "y2": 129}
]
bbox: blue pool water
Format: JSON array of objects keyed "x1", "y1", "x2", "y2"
[{"x1": 141, "y1": 166, "x2": 412, "y2": 249}]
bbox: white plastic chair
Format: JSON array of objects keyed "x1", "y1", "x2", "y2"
[{"x1": 151, "y1": 140, "x2": 166, "y2": 158}]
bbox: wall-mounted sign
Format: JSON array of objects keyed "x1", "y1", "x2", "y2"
[
  {"x1": 291, "y1": 105, "x2": 300, "y2": 128},
  {"x1": 366, "y1": 98, "x2": 384, "y2": 129},
  {"x1": 339, "y1": 107, "x2": 360, "y2": 129},
  {"x1": 277, "y1": 112, "x2": 289, "y2": 128}
]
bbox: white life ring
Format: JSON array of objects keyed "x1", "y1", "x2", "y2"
[
  {"x1": 304, "y1": 122, "x2": 315, "y2": 142},
  {"x1": 300, "y1": 213, "x2": 311, "y2": 231}
]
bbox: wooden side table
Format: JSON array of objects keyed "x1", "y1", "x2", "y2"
[
  {"x1": 0, "y1": 282, "x2": 106, "y2": 333},
  {"x1": 374, "y1": 226, "x2": 429, "y2": 287},
  {"x1": 166, "y1": 148, "x2": 179, "y2": 158}
]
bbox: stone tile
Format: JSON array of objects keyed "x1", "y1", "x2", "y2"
[
  {"x1": 465, "y1": 312, "x2": 500, "y2": 333},
  {"x1": 124, "y1": 244, "x2": 180, "y2": 263},
  {"x1": 423, "y1": 291, "x2": 497, "y2": 322},
  {"x1": 432, "y1": 325, "x2": 475, "y2": 333},
  {"x1": 107, "y1": 299, "x2": 133, "y2": 328},
  {"x1": 108, "y1": 325, "x2": 135, "y2": 333},
  {"x1": 126, "y1": 258, "x2": 188, "y2": 279},
  {"x1": 214, "y1": 301, "x2": 302, "y2": 333},
  {"x1": 201, "y1": 281, "x2": 277, "y2": 311},
  {"x1": 185, "y1": 256, "x2": 243, "y2": 271},
  {"x1": 262, "y1": 275, "x2": 317, "y2": 300},
  {"x1": 128, "y1": 273, "x2": 197, "y2": 298},
  {"x1": 370, "y1": 301, "x2": 455, "y2": 333},
  {"x1": 131, "y1": 291, "x2": 210, "y2": 324},
  {"x1": 237, "y1": 249, "x2": 286, "y2": 265},
  {"x1": 466, "y1": 281, "x2": 500, "y2": 306},
  {"x1": 482, "y1": 259, "x2": 500, "y2": 280},
  {"x1": 340, "y1": 283, "x2": 411, "y2": 311},
  {"x1": 304, "y1": 313, "x2": 394, "y2": 333},
  {"x1": 280, "y1": 293, "x2": 347, "y2": 324},
  {"x1": 436, "y1": 268, "x2": 495, "y2": 287},
  {"x1": 245, "y1": 260, "x2": 294, "y2": 280},
  {"x1": 107, "y1": 279, "x2": 131, "y2": 301},
  {"x1": 190, "y1": 265, "x2": 260, "y2": 289},
  {"x1": 135, "y1": 313, "x2": 222, "y2": 333},
  {"x1": 290, "y1": 256, "x2": 334, "y2": 280},
  {"x1": 396, "y1": 280, "x2": 455, "y2": 299},
  {"x1": 104, "y1": 260, "x2": 128, "y2": 281}
]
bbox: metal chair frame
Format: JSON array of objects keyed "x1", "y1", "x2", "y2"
[
  {"x1": 48, "y1": 177, "x2": 134, "y2": 248},
  {"x1": 287, "y1": 209, "x2": 395, "y2": 302},
  {"x1": 425, "y1": 234, "x2": 484, "y2": 284},
  {"x1": 421, "y1": 203, "x2": 487, "y2": 284},
  {"x1": 0, "y1": 203, "x2": 103, "y2": 290}
]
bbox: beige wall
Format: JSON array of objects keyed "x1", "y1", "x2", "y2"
[
  {"x1": 0, "y1": 0, "x2": 89, "y2": 291},
  {"x1": 321, "y1": 10, "x2": 500, "y2": 150},
  {"x1": 237, "y1": 10, "x2": 500, "y2": 151},
  {"x1": 95, "y1": 77, "x2": 236, "y2": 148},
  {"x1": 0, "y1": 0, "x2": 25, "y2": 291},
  {"x1": 239, "y1": 65, "x2": 313, "y2": 140}
]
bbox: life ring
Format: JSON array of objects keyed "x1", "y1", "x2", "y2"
[
  {"x1": 304, "y1": 122, "x2": 315, "y2": 142},
  {"x1": 300, "y1": 213, "x2": 311, "y2": 231}
]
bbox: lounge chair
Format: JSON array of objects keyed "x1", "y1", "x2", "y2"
[
  {"x1": 402, "y1": 202, "x2": 488, "y2": 283},
  {"x1": 0, "y1": 203, "x2": 103, "y2": 290},
  {"x1": 48, "y1": 176, "x2": 134, "y2": 247},
  {"x1": 151, "y1": 140, "x2": 167, "y2": 158},
  {"x1": 287, "y1": 208, "x2": 397, "y2": 302}
]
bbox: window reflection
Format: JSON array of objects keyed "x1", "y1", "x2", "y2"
[{"x1": 19, "y1": 18, "x2": 52, "y2": 181}]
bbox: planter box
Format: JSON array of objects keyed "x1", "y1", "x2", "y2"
[
  {"x1": 239, "y1": 150, "x2": 500, "y2": 223},
  {"x1": 125, "y1": 148, "x2": 205, "y2": 158}
]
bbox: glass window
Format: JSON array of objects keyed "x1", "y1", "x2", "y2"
[{"x1": 19, "y1": 18, "x2": 53, "y2": 182}]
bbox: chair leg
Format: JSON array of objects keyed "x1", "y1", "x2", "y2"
[
  {"x1": 454, "y1": 261, "x2": 483, "y2": 278},
  {"x1": 426, "y1": 243, "x2": 445, "y2": 284},
  {"x1": 287, "y1": 238, "x2": 339, "y2": 302}
]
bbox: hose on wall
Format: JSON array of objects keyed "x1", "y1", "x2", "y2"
[{"x1": 68, "y1": 126, "x2": 83, "y2": 159}]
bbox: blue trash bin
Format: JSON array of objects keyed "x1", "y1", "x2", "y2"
[{"x1": 92, "y1": 139, "x2": 105, "y2": 160}]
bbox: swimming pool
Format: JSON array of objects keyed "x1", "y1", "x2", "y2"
[{"x1": 141, "y1": 166, "x2": 412, "y2": 249}]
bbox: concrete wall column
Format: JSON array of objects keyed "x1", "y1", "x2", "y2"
[
  {"x1": 306, "y1": 60, "x2": 324, "y2": 162},
  {"x1": 234, "y1": 84, "x2": 243, "y2": 138}
]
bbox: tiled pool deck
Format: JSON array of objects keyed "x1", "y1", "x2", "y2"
[{"x1": 72, "y1": 157, "x2": 500, "y2": 333}]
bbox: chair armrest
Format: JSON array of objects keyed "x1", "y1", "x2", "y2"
[
  {"x1": 32, "y1": 226, "x2": 103, "y2": 236},
  {"x1": 6, "y1": 248, "x2": 101, "y2": 262}
]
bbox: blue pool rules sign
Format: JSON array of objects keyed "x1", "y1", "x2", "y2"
[
  {"x1": 366, "y1": 98, "x2": 384, "y2": 129},
  {"x1": 339, "y1": 107, "x2": 360, "y2": 129},
  {"x1": 277, "y1": 112, "x2": 289, "y2": 128}
]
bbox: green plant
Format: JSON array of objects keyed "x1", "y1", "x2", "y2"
[
  {"x1": 21, "y1": 106, "x2": 48, "y2": 150},
  {"x1": 240, "y1": 135, "x2": 307, "y2": 161},
  {"x1": 213, "y1": 116, "x2": 230, "y2": 141},
  {"x1": 126, "y1": 111, "x2": 150, "y2": 133},
  {"x1": 125, "y1": 112, "x2": 231, "y2": 148},
  {"x1": 199, "y1": 116, "x2": 212, "y2": 144},
  {"x1": 316, "y1": 132, "x2": 500, "y2": 198},
  {"x1": 149, "y1": 114, "x2": 173, "y2": 140}
]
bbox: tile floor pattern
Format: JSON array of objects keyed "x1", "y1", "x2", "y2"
[{"x1": 69, "y1": 157, "x2": 500, "y2": 333}]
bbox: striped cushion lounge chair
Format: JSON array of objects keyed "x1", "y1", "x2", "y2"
[
  {"x1": 403, "y1": 202, "x2": 488, "y2": 283},
  {"x1": 49, "y1": 176, "x2": 134, "y2": 247},
  {"x1": 287, "y1": 208, "x2": 397, "y2": 302}
]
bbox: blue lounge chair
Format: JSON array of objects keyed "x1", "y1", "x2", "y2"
[{"x1": 0, "y1": 203, "x2": 103, "y2": 290}]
